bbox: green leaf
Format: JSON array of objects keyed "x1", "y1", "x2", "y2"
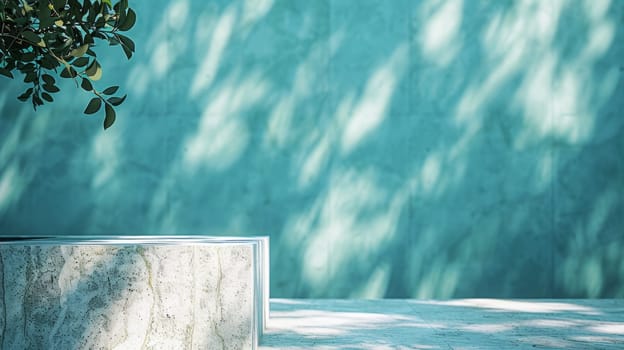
[
  {"x1": 85, "y1": 60, "x2": 102, "y2": 80},
  {"x1": 38, "y1": 1, "x2": 54, "y2": 28},
  {"x1": 17, "y1": 88, "x2": 34, "y2": 101},
  {"x1": 21, "y1": 31, "x2": 45, "y2": 47},
  {"x1": 80, "y1": 1, "x2": 90, "y2": 18},
  {"x1": 42, "y1": 74, "x2": 55, "y2": 85},
  {"x1": 84, "y1": 97, "x2": 102, "y2": 114},
  {"x1": 33, "y1": 94, "x2": 43, "y2": 107},
  {"x1": 87, "y1": 1, "x2": 99, "y2": 23},
  {"x1": 81, "y1": 78, "x2": 93, "y2": 91},
  {"x1": 96, "y1": 15, "x2": 106, "y2": 28},
  {"x1": 24, "y1": 71, "x2": 37, "y2": 83},
  {"x1": 21, "y1": 52, "x2": 37, "y2": 62},
  {"x1": 104, "y1": 103, "x2": 116, "y2": 129},
  {"x1": 70, "y1": 44, "x2": 89, "y2": 57},
  {"x1": 107, "y1": 35, "x2": 120, "y2": 46},
  {"x1": 92, "y1": 32, "x2": 107, "y2": 40},
  {"x1": 84, "y1": 34, "x2": 95, "y2": 45},
  {"x1": 53, "y1": 37, "x2": 73, "y2": 52},
  {"x1": 107, "y1": 94, "x2": 126, "y2": 106},
  {"x1": 117, "y1": 34, "x2": 135, "y2": 59},
  {"x1": 43, "y1": 84, "x2": 60, "y2": 93},
  {"x1": 118, "y1": 8, "x2": 136, "y2": 31},
  {"x1": 60, "y1": 66, "x2": 77, "y2": 78},
  {"x1": 40, "y1": 55, "x2": 59, "y2": 69},
  {"x1": 116, "y1": 4, "x2": 126, "y2": 28},
  {"x1": 42, "y1": 92, "x2": 54, "y2": 102},
  {"x1": 21, "y1": 63, "x2": 36, "y2": 72},
  {"x1": 52, "y1": 0, "x2": 66, "y2": 11},
  {"x1": 0, "y1": 68, "x2": 14, "y2": 79},
  {"x1": 68, "y1": 0, "x2": 82, "y2": 17},
  {"x1": 72, "y1": 57, "x2": 90, "y2": 67},
  {"x1": 102, "y1": 86, "x2": 119, "y2": 95}
]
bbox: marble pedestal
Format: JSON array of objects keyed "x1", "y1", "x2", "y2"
[{"x1": 0, "y1": 236, "x2": 269, "y2": 350}]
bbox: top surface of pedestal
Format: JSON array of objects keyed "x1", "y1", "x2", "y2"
[{"x1": 0, "y1": 235, "x2": 269, "y2": 245}]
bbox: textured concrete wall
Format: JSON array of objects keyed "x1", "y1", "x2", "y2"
[{"x1": 1, "y1": 0, "x2": 623, "y2": 298}]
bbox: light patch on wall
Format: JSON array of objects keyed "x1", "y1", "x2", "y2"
[
  {"x1": 183, "y1": 73, "x2": 267, "y2": 172},
  {"x1": 0, "y1": 111, "x2": 22, "y2": 169},
  {"x1": 472, "y1": 0, "x2": 554, "y2": 134},
  {"x1": 413, "y1": 260, "x2": 459, "y2": 299},
  {"x1": 420, "y1": 153, "x2": 441, "y2": 194},
  {"x1": 341, "y1": 44, "x2": 408, "y2": 154},
  {"x1": 583, "y1": 0, "x2": 611, "y2": 22},
  {"x1": 266, "y1": 95, "x2": 297, "y2": 148},
  {"x1": 241, "y1": 0, "x2": 274, "y2": 28},
  {"x1": 551, "y1": 75, "x2": 593, "y2": 144},
  {"x1": 127, "y1": 66, "x2": 150, "y2": 96},
  {"x1": 350, "y1": 263, "x2": 390, "y2": 298},
  {"x1": 166, "y1": 0, "x2": 189, "y2": 31},
  {"x1": 183, "y1": 112, "x2": 249, "y2": 173},
  {"x1": 535, "y1": 151, "x2": 553, "y2": 191},
  {"x1": 514, "y1": 52, "x2": 555, "y2": 148},
  {"x1": 90, "y1": 130, "x2": 120, "y2": 189},
  {"x1": 0, "y1": 164, "x2": 20, "y2": 212},
  {"x1": 329, "y1": 30, "x2": 345, "y2": 56},
  {"x1": 265, "y1": 42, "x2": 327, "y2": 149},
  {"x1": 454, "y1": 42, "x2": 523, "y2": 126},
  {"x1": 301, "y1": 169, "x2": 402, "y2": 295},
  {"x1": 302, "y1": 228, "x2": 331, "y2": 292},
  {"x1": 598, "y1": 68, "x2": 619, "y2": 107},
  {"x1": 150, "y1": 42, "x2": 172, "y2": 78},
  {"x1": 561, "y1": 190, "x2": 618, "y2": 298},
  {"x1": 190, "y1": 8, "x2": 236, "y2": 96},
  {"x1": 163, "y1": 0, "x2": 191, "y2": 61},
  {"x1": 0, "y1": 107, "x2": 50, "y2": 214},
  {"x1": 529, "y1": 0, "x2": 557, "y2": 45},
  {"x1": 146, "y1": 177, "x2": 176, "y2": 233},
  {"x1": 293, "y1": 42, "x2": 328, "y2": 95},
  {"x1": 587, "y1": 190, "x2": 616, "y2": 237},
  {"x1": 281, "y1": 201, "x2": 321, "y2": 249},
  {"x1": 297, "y1": 135, "x2": 331, "y2": 189},
  {"x1": 418, "y1": 0, "x2": 463, "y2": 66},
  {"x1": 580, "y1": 21, "x2": 615, "y2": 63},
  {"x1": 149, "y1": 1, "x2": 189, "y2": 78},
  {"x1": 579, "y1": 257, "x2": 604, "y2": 298}
]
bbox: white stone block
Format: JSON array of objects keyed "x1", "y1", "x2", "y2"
[{"x1": 0, "y1": 236, "x2": 268, "y2": 350}]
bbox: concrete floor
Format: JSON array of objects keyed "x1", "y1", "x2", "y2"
[{"x1": 260, "y1": 299, "x2": 624, "y2": 349}]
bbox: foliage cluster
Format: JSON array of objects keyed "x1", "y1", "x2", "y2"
[{"x1": 0, "y1": 0, "x2": 135, "y2": 129}]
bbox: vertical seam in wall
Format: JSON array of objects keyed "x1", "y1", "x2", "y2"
[
  {"x1": 551, "y1": 137, "x2": 556, "y2": 298},
  {"x1": 407, "y1": 0, "x2": 415, "y2": 296},
  {"x1": 545, "y1": 0, "x2": 554, "y2": 298},
  {"x1": 549, "y1": 24, "x2": 556, "y2": 299},
  {"x1": 407, "y1": 0, "x2": 413, "y2": 118},
  {"x1": 325, "y1": 0, "x2": 332, "y2": 296}
]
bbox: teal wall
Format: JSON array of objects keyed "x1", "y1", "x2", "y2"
[{"x1": 1, "y1": 0, "x2": 623, "y2": 298}]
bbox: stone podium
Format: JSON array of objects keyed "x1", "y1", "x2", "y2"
[{"x1": 0, "y1": 236, "x2": 269, "y2": 350}]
